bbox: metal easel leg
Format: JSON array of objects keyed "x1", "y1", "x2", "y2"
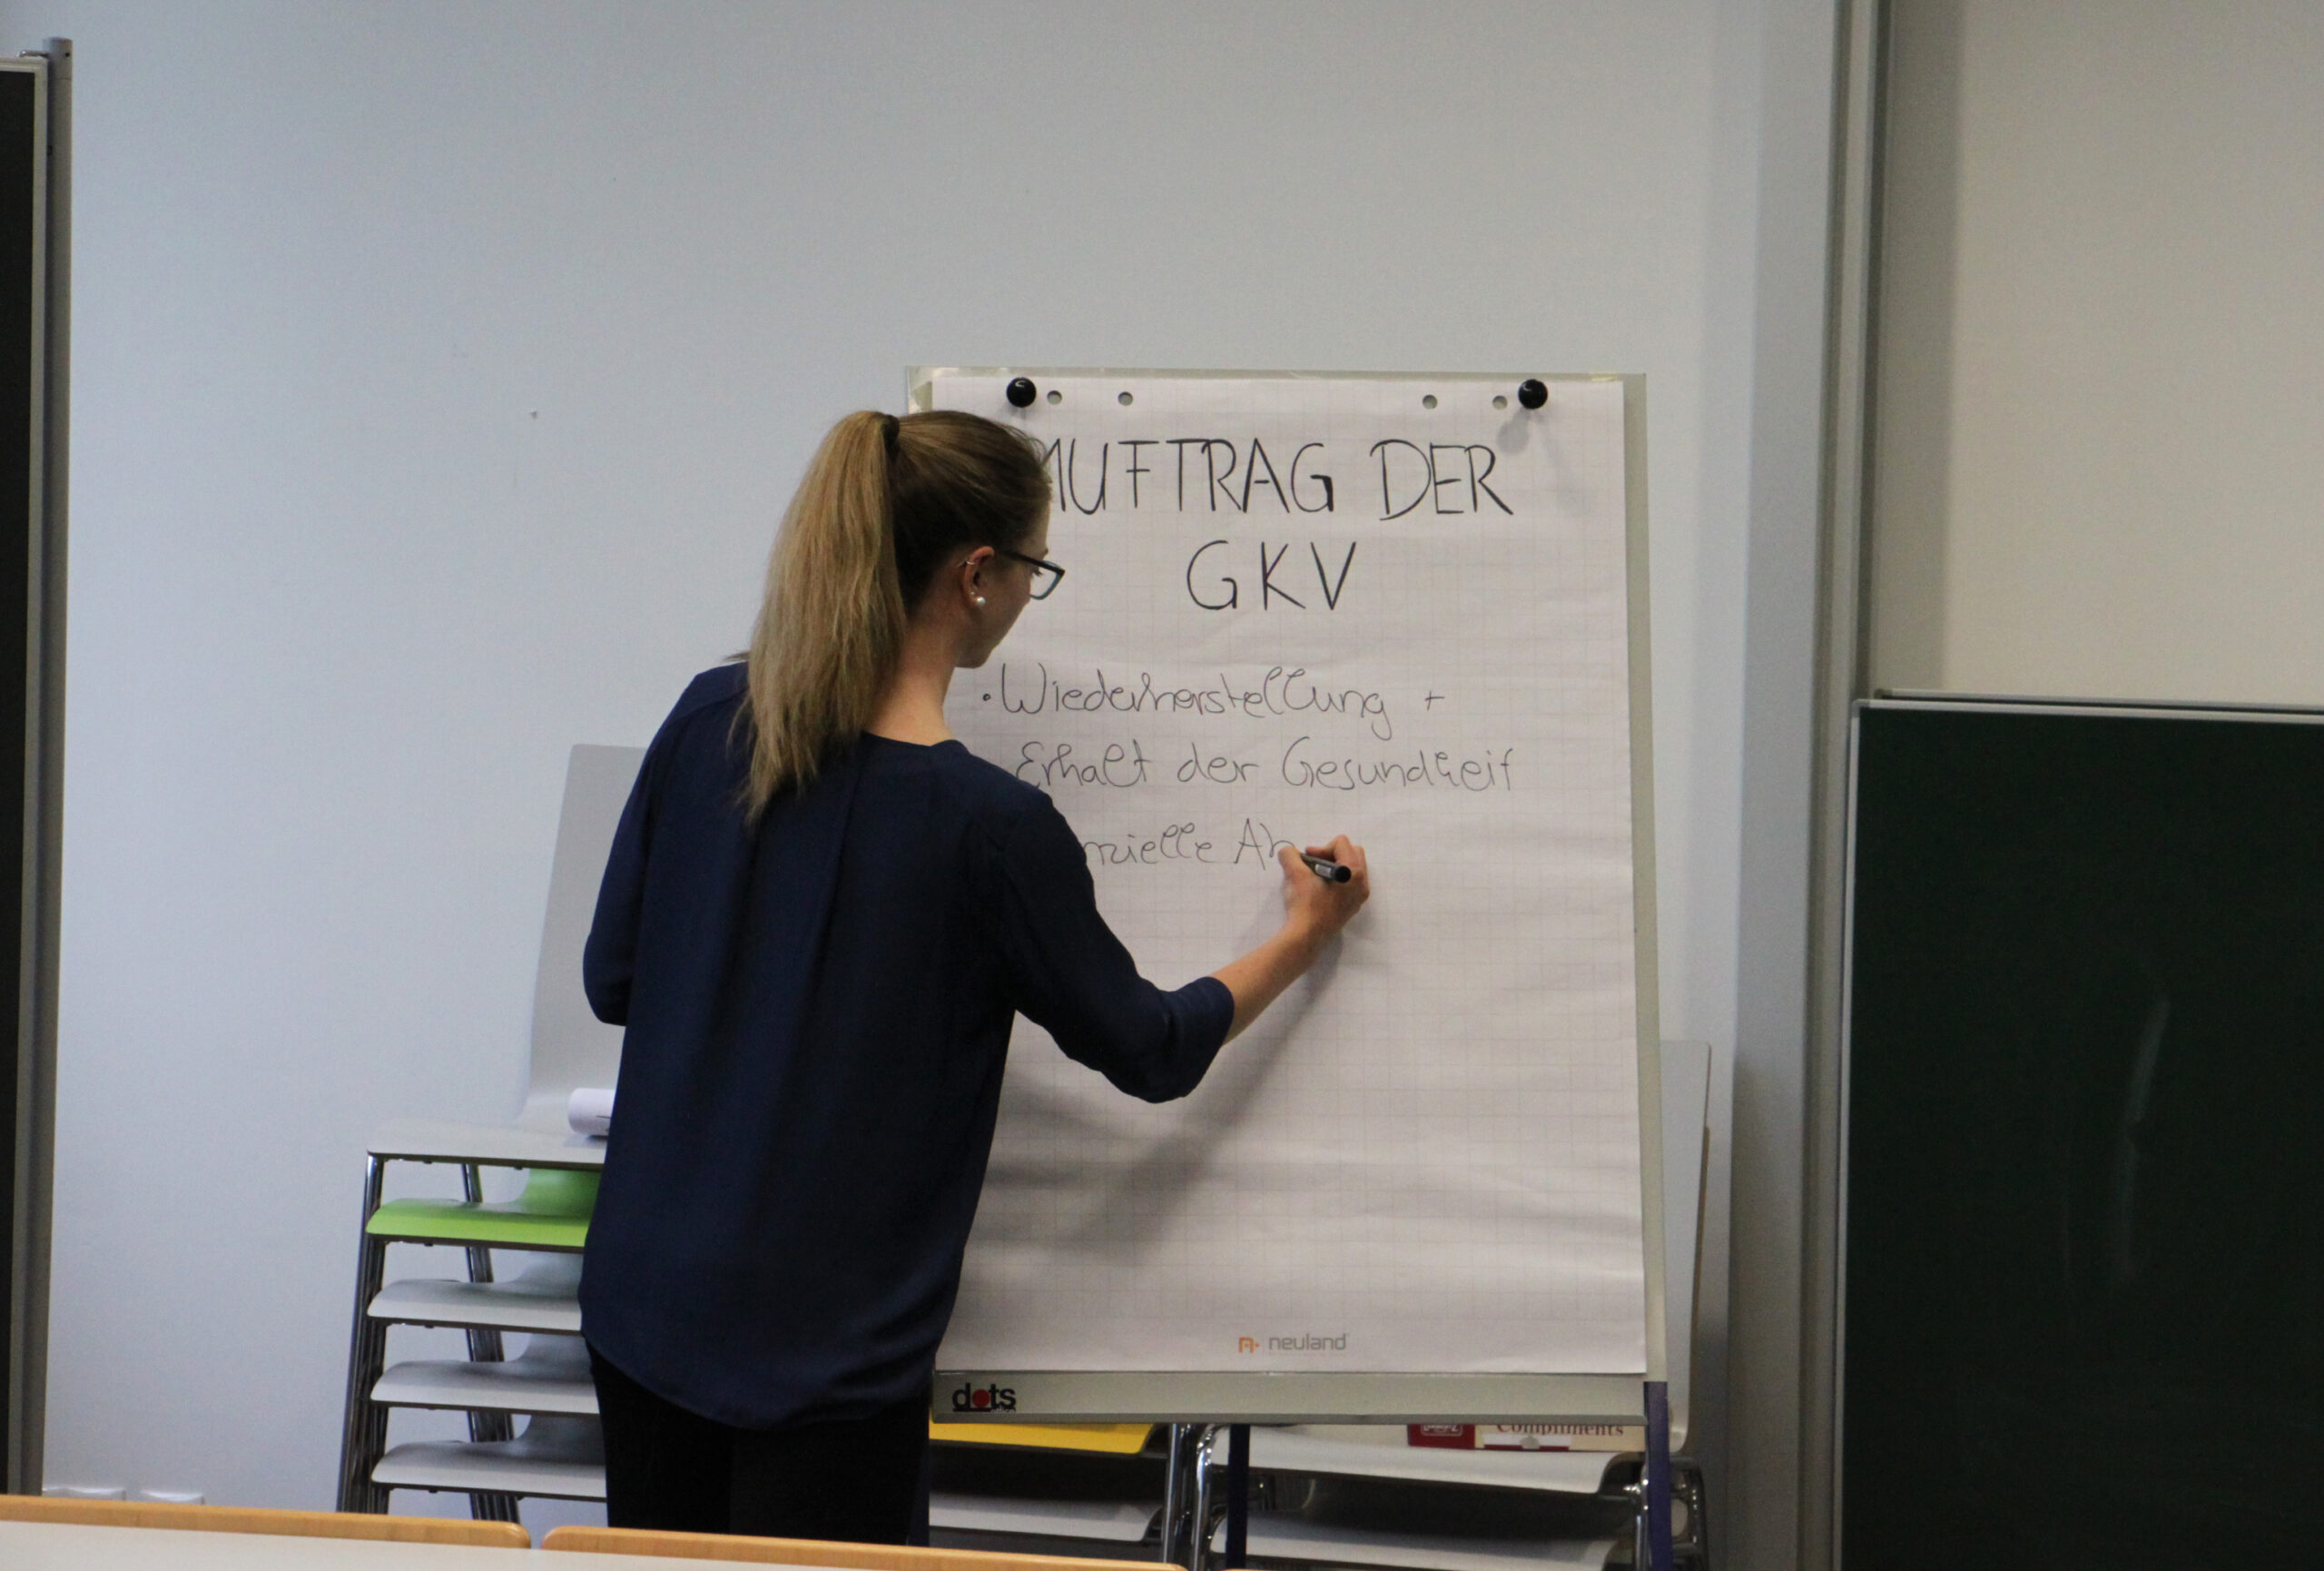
[
  {"x1": 334, "y1": 1157, "x2": 390, "y2": 1513},
  {"x1": 1640, "y1": 1380, "x2": 1673, "y2": 1571},
  {"x1": 1223, "y1": 1423, "x2": 1250, "y2": 1569}
]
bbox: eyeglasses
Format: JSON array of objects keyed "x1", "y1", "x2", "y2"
[{"x1": 996, "y1": 548, "x2": 1066, "y2": 599}]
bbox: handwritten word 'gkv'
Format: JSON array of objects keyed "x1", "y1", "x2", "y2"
[{"x1": 1186, "y1": 540, "x2": 1357, "y2": 612}]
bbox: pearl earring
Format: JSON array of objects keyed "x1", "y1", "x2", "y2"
[{"x1": 975, "y1": 596, "x2": 987, "y2": 607}]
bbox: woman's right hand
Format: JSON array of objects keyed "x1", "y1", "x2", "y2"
[
  {"x1": 1277, "y1": 834, "x2": 1370, "y2": 946},
  {"x1": 1211, "y1": 834, "x2": 1372, "y2": 1042}
]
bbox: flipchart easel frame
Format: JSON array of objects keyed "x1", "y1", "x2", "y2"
[{"x1": 910, "y1": 369, "x2": 1668, "y2": 1429}]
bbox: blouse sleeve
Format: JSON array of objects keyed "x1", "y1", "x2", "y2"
[{"x1": 992, "y1": 796, "x2": 1236, "y2": 1102}]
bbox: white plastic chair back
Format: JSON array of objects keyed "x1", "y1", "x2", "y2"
[{"x1": 517, "y1": 744, "x2": 645, "y2": 1131}]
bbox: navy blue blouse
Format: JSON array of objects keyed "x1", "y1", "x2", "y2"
[{"x1": 577, "y1": 663, "x2": 1234, "y2": 1428}]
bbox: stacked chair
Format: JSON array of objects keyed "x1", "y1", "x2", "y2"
[
  {"x1": 334, "y1": 746, "x2": 642, "y2": 1519},
  {"x1": 1186, "y1": 1426, "x2": 1706, "y2": 1571},
  {"x1": 336, "y1": 1152, "x2": 606, "y2": 1516},
  {"x1": 927, "y1": 1422, "x2": 1172, "y2": 1558}
]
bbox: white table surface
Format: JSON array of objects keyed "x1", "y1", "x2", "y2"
[
  {"x1": 367, "y1": 1117, "x2": 607, "y2": 1169},
  {"x1": 0, "y1": 1521, "x2": 789, "y2": 1571}
]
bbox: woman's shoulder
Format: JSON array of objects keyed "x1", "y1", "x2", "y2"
[
  {"x1": 631, "y1": 665, "x2": 747, "y2": 780},
  {"x1": 669, "y1": 661, "x2": 747, "y2": 722},
  {"x1": 910, "y1": 739, "x2": 1056, "y2": 837}
]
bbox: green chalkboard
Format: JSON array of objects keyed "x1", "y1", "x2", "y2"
[{"x1": 1842, "y1": 700, "x2": 2324, "y2": 1570}]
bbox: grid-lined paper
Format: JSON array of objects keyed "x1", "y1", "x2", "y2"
[{"x1": 931, "y1": 374, "x2": 1647, "y2": 1376}]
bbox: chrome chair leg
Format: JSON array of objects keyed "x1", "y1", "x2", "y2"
[
  {"x1": 458, "y1": 1164, "x2": 520, "y2": 1522},
  {"x1": 334, "y1": 1157, "x2": 390, "y2": 1513}
]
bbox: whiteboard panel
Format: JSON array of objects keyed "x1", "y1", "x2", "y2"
[{"x1": 920, "y1": 371, "x2": 1661, "y2": 1414}]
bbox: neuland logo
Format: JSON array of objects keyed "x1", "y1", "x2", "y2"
[
  {"x1": 950, "y1": 1381, "x2": 1017, "y2": 1413},
  {"x1": 1237, "y1": 1332, "x2": 1349, "y2": 1353}
]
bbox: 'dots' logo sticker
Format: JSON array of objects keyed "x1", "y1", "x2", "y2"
[{"x1": 950, "y1": 1381, "x2": 1018, "y2": 1413}]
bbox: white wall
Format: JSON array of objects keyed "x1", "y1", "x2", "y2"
[
  {"x1": 1874, "y1": 0, "x2": 2324, "y2": 703},
  {"x1": 5, "y1": 2, "x2": 1837, "y2": 1555}
]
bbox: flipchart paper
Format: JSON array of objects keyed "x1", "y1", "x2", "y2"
[{"x1": 929, "y1": 374, "x2": 1649, "y2": 1377}]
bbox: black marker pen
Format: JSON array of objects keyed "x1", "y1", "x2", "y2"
[{"x1": 1301, "y1": 851, "x2": 1354, "y2": 884}]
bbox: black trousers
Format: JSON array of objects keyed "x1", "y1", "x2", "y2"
[{"x1": 588, "y1": 1344, "x2": 931, "y2": 1545}]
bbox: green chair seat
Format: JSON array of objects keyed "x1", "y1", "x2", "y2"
[{"x1": 366, "y1": 1167, "x2": 597, "y2": 1251}]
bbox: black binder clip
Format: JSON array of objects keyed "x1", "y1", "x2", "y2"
[{"x1": 1006, "y1": 378, "x2": 1038, "y2": 409}]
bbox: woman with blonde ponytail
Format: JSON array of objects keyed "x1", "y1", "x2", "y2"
[{"x1": 577, "y1": 410, "x2": 1370, "y2": 1545}]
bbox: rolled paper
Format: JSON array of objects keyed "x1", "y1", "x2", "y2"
[{"x1": 566, "y1": 1086, "x2": 615, "y2": 1137}]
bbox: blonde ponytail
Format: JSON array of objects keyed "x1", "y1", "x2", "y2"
[
  {"x1": 741, "y1": 409, "x2": 1050, "y2": 817},
  {"x1": 743, "y1": 412, "x2": 909, "y2": 815}
]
